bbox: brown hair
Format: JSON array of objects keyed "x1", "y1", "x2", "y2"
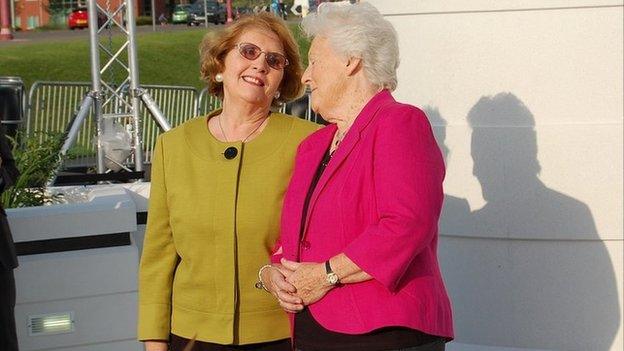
[{"x1": 199, "y1": 13, "x2": 304, "y2": 106}]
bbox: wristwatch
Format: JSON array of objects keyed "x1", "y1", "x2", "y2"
[{"x1": 325, "y1": 260, "x2": 339, "y2": 285}]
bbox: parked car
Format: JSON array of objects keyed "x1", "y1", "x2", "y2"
[
  {"x1": 172, "y1": 4, "x2": 192, "y2": 24},
  {"x1": 187, "y1": 0, "x2": 226, "y2": 26},
  {"x1": 235, "y1": 6, "x2": 253, "y2": 19},
  {"x1": 68, "y1": 7, "x2": 105, "y2": 30}
]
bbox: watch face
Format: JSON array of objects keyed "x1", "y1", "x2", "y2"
[{"x1": 328, "y1": 273, "x2": 339, "y2": 285}]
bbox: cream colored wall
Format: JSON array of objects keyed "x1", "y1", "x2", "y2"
[{"x1": 367, "y1": 1, "x2": 623, "y2": 350}]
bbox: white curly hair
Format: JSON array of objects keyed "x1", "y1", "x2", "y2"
[{"x1": 301, "y1": 2, "x2": 400, "y2": 91}]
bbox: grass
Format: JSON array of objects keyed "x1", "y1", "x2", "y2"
[{"x1": 0, "y1": 24, "x2": 310, "y2": 92}]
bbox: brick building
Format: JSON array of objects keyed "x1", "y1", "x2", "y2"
[{"x1": 9, "y1": 0, "x2": 173, "y2": 30}]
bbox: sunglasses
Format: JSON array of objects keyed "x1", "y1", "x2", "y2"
[{"x1": 236, "y1": 43, "x2": 289, "y2": 70}]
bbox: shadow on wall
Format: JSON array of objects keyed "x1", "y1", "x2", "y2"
[
  {"x1": 423, "y1": 107, "x2": 472, "y2": 236},
  {"x1": 426, "y1": 93, "x2": 620, "y2": 350}
]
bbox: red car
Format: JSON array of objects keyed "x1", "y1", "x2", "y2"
[
  {"x1": 68, "y1": 8, "x2": 89, "y2": 30},
  {"x1": 68, "y1": 8, "x2": 106, "y2": 30}
]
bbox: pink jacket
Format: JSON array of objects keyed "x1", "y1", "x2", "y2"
[{"x1": 273, "y1": 90, "x2": 454, "y2": 339}]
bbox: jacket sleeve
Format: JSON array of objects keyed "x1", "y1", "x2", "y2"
[
  {"x1": 342, "y1": 106, "x2": 445, "y2": 293},
  {"x1": 137, "y1": 135, "x2": 178, "y2": 340}
]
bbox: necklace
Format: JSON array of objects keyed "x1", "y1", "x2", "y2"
[
  {"x1": 218, "y1": 114, "x2": 269, "y2": 143},
  {"x1": 329, "y1": 128, "x2": 348, "y2": 157}
]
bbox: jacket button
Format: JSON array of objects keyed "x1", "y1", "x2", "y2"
[
  {"x1": 301, "y1": 241, "x2": 311, "y2": 250},
  {"x1": 223, "y1": 147, "x2": 238, "y2": 159}
]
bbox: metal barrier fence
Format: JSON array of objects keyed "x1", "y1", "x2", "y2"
[
  {"x1": 138, "y1": 85, "x2": 198, "y2": 163},
  {"x1": 26, "y1": 82, "x2": 199, "y2": 166},
  {"x1": 197, "y1": 88, "x2": 223, "y2": 116},
  {"x1": 0, "y1": 77, "x2": 26, "y2": 138},
  {"x1": 25, "y1": 81, "x2": 320, "y2": 169},
  {"x1": 27, "y1": 82, "x2": 99, "y2": 167},
  {"x1": 197, "y1": 87, "x2": 323, "y2": 124}
]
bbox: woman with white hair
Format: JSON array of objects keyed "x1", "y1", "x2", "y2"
[{"x1": 258, "y1": 2, "x2": 454, "y2": 351}]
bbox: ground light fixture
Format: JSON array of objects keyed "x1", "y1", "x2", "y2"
[{"x1": 28, "y1": 311, "x2": 75, "y2": 336}]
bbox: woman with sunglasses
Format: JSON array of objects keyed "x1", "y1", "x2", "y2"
[
  {"x1": 260, "y1": 3, "x2": 454, "y2": 351},
  {"x1": 137, "y1": 12, "x2": 318, "y2": 351}
]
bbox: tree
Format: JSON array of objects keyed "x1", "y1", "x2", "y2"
[{"x1": 45, "y1": 0, "x2": 74, "y2": 17}]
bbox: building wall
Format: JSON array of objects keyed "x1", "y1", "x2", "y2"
[
  {"x1": 13, "y1": 0, "x2": 49, "y2": 30},
  {"x1": 366, "y1": 0, "x2": 623, "y2": 350}
]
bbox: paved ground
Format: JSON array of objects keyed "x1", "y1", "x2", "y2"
[{"x1": 0, "y1": 23, "x2": 218, "y2": 46}]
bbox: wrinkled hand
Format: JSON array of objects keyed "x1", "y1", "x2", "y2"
[
  {"x1": 262, "y1": 264, "x2": 304, "y2": 313},
  {"x1": 281, "y1": 258, "x2": 333, "y2": 306}
]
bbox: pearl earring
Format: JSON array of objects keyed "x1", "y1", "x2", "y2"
[
  {"x1": 215, "y1": 73, "x2": 224, "y2": 82},
  {"x1": 274, "y1": 91, "x2": 281, "y2": 100}
]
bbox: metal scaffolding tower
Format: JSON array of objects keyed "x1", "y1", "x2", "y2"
[{"x1": 57, "y1": 0, "x2": 171, "y2": 183}]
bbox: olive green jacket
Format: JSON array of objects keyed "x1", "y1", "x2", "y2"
[{"x1": 138, "y1": 112, "x2": 318, "y2": 344}]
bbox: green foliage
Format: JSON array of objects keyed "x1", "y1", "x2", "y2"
[
  {"x1": 290, "y1": 24, "x2": 311, "y2": 65},
  {"x1": 1, "y1": 132, "x2": 65, "y2": 208},
  {"x1": 45, "y1": 0, "x2": 71, "y2": 16}
]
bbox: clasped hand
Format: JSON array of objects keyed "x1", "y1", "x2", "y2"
[{"x1": 262, "y1": 258, "x2": 334, "y2": 313}]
